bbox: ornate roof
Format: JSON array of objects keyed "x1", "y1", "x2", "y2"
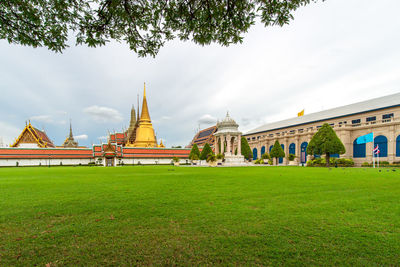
[
  {"x1": 12, "y1": 122, "x2": 55, "y2": 148},
  {"x1": 214, "y1": 112, "x2": 241, "y2": 135},
  {"x1": 189, "y1": 125, "x2": 217, "y2": 147},
  {"x1": 62, "y1": 122, "x2": 78, "y2": 148}
]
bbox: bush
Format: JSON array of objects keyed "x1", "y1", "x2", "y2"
[
  {"x1": 288, "y1": 154, "x2": 296, "y2": 161},
  {"x1": 206, "y1": 154, "x2": 216, "y2": 163},
  {"x1": 307, "y1": 158, "x2": 354, "y2": 167},
  {"x1": 200, "y1": 143, "x2": 213, "y2": 160},
  {"x1": 88, "y1": 162, "x2": 96, "y2": 166},
  {"x1": 191, "y1": 154, "x2": 199, "y2": 160},
  {"x1": 216, "y1": 153, "x2": 224, "y2": 160},
  {"x1": 361, "y1": 162, "x2": 370, "y2": 167},
  {"x1": 380, "y1": 161, "x2": 390, "y2": 166},
  {"x1": 254, "y1": 158, "x2": 263, "y2": 164},
  {"x1": 172, "y1": 157, "x2": 180, "y2": 163},
  {"x1": 261, "y1": 153, "x2": 270, "y2": 160},
  {"x1": 189, "y1": 144, "x2": 200, "y2": 160},
  {"x1": 268, "y1": 159, "x2": 273, "y2": 165}
]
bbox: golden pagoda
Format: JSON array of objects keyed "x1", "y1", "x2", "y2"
[{"x1": 127, "y1": 83, "x2": 158, "y2": 148}]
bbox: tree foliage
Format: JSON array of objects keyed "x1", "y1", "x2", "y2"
[
  {"x1": 270, "y1": 140, "x2": 285, "y2": 165},
  {"x1": 306, "y1": 123, "x2": 345, "y2": 167},
  {"x1": 189, "y1": 143, "x2": 200, "y2": 160},
  {"x1": 0, "y1": 0, "x2": 321, "y2": 57},
  {"x1": 241, "y1": 136, "x2": 251, "y2": 160},
  {"x1": 200, "y1": 143, "x2": 213, "y2": 160}
]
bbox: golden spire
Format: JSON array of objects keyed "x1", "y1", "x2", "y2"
[{"x1": 140, "y1": 82, "x2": 151, "y2": 122}]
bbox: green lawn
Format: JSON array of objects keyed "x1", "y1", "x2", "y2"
[{"x1": 0, "y1": 166, "x2": 399, "y2": 266}]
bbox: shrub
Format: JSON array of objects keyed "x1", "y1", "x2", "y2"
[
  {"x1": 241, "y1": 137, "x2": 252, "y2": 160},
  {"x1": 268, "y1": 159, "x2": 273, "y2": 165},
  {"x1": 361, "y1": 162, "x2": 370, "y2": 167},
  {"x1": 191, "y1": 154, "x2": 199, "y2": 160},
  {"x1": 88, "y1": 162, "x2": 96, "y2": 166},
  {"x1": 189, "y1": 144, "x2": 200, "y2": 160},
  {"x1": 200, "y1": 143, "x2": 213, "y2": 160},
  {"x1": 206, "y1": 154, "x2": 216, "y2": 163},
  {"x1": 307, "y1": 123, "x2": 345, "y2": 167},
  {"x1": 172, "y1": 157, "x2": 180, "y2": 163},
  {"x1": 288, "y1": 154, "x2": 296, "y2": 161},
  {"x1": 254, "y1": 158, "x2": 263, "y2": 164},
  {"x1": 380, "y1": 161, "x2": 390, "y2": 166},
  {"x1": 270, "y1": 140, "x2": 285, "y2": 165},
  {"x1": 216, "y1": 153, "x2": 224, "y2": 160},
  {"x1": 261, "y1": 153, "x2": 270, "y2": 160}
]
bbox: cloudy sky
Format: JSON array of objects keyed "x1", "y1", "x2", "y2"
[{"x1": 1, "y1": 0, "x2": 399, "y2": 147}]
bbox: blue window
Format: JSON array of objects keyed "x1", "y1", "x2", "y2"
[
  {"x1": 253, "y1": 148, "x2": 258, "y2": 160},
  {"x1": 383, "y1": 113, "x2": 394, "y2": 120},
  {"x1": 289, "y1": 143, "x2": 295, "y2": 155},
  {"x1": 269, "y1": 145, "x2": 273, "y2": 152},
  {"x1": 374, "y1": 135, "x2": 388, "y2": 157},
  {"x1": 396, "y1": 135, "x2": 400, "y2": 157},
  {"x1": 366, "y1": 116, "x2": 376, "y2": 122},
  {"x1": 353, "y1": 138, "x2": 366, "y2": 158},
  {"x1": 300, "y1": 142, "x2": 308, "y2": 163},
  {"x1": 352, "y1": 119, "x2": 361, "y2": 124},
  {"x1": 261, "y1": 146, "x2": 266, "y2": 156},
  {"x1": 279, "y1": 144, "x2": 284, "y2": 164}
]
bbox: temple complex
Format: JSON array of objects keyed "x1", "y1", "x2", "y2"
[
  {"x1": 62, "y1": 122, "x2": 78, "y2": 148},
  {"x1": 11, "y1": 122, "x2": 55, "y2": 148}
]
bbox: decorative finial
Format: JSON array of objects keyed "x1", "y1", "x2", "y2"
[{"x1": 144, "y1": 82, "x2": 146, "y2": 97}]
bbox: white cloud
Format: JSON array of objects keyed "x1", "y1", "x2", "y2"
[
  {"x1": 83, "y1": 105, "x2": 123, "y2": 123},
  {"x1": 30, "y1": 115, "x2": 67, "y2": 125},
  {"x1": 0, "y1": 121, "x2": 21, "y2": 146},
  {"x1": 74, "y1": 134, "x2": 88, "y2": 140},
  {"x1": 198, "y1": 114, "x2": 217, "y2": 125}
]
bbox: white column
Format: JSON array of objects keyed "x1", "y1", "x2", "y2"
[
  {"x1": 238, "y1": 134, "x2": 242, "y2": 156},
  {"x1": 215, "y1": 136, "x2": 220, "y2": 154},
  {"x1": 220, "y1": 136, "x2": 224, "y2": 155},
  {"x1": 227, "y1": 134, "x2": 231, "y2": 155}
]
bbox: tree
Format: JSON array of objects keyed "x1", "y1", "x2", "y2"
[
  {"x1": 306, "y1": 123, "x2": 345, "y2": 167},
  {"x1": 0, "y1": 1, "x2": 321, "y2": 57},
  {"x1": 240, "y1": 136, "x2": 251, "y2": 160},
  {"x1": 270, "y1": 140, "x2": 285, "y2": 165},
  {"x1": 189, "y1": 143, "x2": 200, "y2": 160},
  {"x1": 200, "y1": 143, "x2": 212, "y2": 160}
]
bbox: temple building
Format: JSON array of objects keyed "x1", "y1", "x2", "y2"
[
  {"x1": 11, "y1": 121, "x2": 55, "y2": 148},
  {"x1": 188, "y1": 125, "x2": 217, "y2": 148},
  {"x1": 62, "y1": 122, "x2": 78, "y2": 148}
]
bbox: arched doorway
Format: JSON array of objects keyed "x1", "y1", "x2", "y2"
[
  {"x1": 300, "y1": 142, "x2": 308, "y2": 163},
  {"x1": 253, "y1": 148, "x2": 258, "y2": 160},
  {"x1": 353, "y1": 138, "x2": 366, "y2": 158},
  {"x1": 397, "y1": 135, "x2": 400, "y2": 157},
  {"x1": 279, "y1": 144, "x2": 284, "y2": 164},
  {"x1": 374, "y1": 135, "x2": 388, "y2": 157},
  {"x1": 289, "y1": 143, "x2": 295, "y2": 155},
  {"x1": 261, "y1": 146, "x2": 266, "y2": 157}
]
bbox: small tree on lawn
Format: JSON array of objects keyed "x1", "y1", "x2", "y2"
[
  {"x1": 306, "y1": 123, "x2": 345, "y2": 167},
  {"x1": 270, "y1": 140, "x2": 285, "y2": 165},
  {"x1": 200, "y1": 143, "x2": 213, "y2": 160},
  {"x1": 189, "y1": 143, "x2": 200, "y2": 160},
  {"x1": 241, "y1": 136, "x2": 252, "y2": 160}
]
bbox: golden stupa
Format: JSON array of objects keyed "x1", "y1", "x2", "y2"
[{"x1": 128, "y1": 83, "x2": 158, "y2": 148}]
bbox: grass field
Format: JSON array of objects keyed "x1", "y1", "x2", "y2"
[{"x1": 0, "y1": 166, "x2": 399, "y2": 266}]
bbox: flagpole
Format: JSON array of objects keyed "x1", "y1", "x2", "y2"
[
  {"x1": 378, "y1": 149, "x2": 380, "y2": 168},
  {"x1": 373, "y1": 133, "x2": 375, "y2": 169}
]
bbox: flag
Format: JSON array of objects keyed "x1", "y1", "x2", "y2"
[
  {"x1": 356, "y1": 133, "x2": 374, "y2": 144},
  {"x1": 373, "y1": 145, "x2": 380, "y2": 155},
  {"x1": 298, "y1": 109, "x2": 304, "y2": 117}
]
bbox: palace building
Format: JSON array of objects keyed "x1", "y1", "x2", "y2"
[{"x1": 244, "y1": 92, "x2": 400, "y2": 166}]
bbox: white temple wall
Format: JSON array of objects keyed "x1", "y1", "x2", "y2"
[{"x1": 0, "y1": 158, "x2": 93, "y2": 167}]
